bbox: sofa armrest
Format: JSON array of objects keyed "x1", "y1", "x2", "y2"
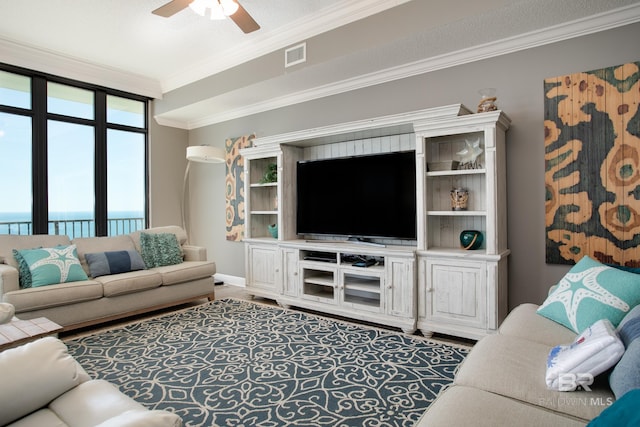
[
  {"x1": 0, "y1": 263, "x2": 20, "y2": 296},
  {"x1": 0, "y1": 337, "x2": 87, "y2": 426},
  {"x1": 182, "y1": 245, "x2": 207, "y2": 262}
]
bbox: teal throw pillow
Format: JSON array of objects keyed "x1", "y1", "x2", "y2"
[
  {"x1": 12, "y1": 249, "x2": 33, "y2": 288},
  {"x1": 85, "y1": 250, "x2": 146, "y2": 278},
  {"x1": 609, "y1": 304, "x2": 640, "y2": 399},
  {"x1": 140, "y1": 232, "x2": 183, "y2": 268},
  {"x1": 537, "y1": 256, "x2": 640, "y2": 333},
  {"x1": 18, "y1": 245, "x2": 88, "y2": 288},
  {"x1": 586, "y1": 388, "x2": 640, "y2": 427}
]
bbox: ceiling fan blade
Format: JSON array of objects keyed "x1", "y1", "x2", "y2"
[
  {"x1": 229, "y1": 2, "x2": 260, "y2": 33},
  {"x1": 152, "y1": 0, "x2": 193, "y2": 17}
]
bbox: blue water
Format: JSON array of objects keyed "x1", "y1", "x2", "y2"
[{"x1": 0, "y1": 211, "x2": 145, "y2": 238}]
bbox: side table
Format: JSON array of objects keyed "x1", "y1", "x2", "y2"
[{"x1": 0, "y1": 317, "x2": 63, "y2": 351}]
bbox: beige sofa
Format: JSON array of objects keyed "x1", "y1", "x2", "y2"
[
  {"x1": 417, "y1": 303, "x2": 615, "y2": 426},
  {"x1": 0, "y1": 336, "x2": 182, "y2": 426},
  {"x1": 0, "y1": 226, "x2": 216, "y2": 331}
]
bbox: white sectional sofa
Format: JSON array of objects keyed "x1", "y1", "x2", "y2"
[
  {"x1": 417, "y1": 303, "x2": 601, "y2": 426},
  {"x1": 0, "y1": 226, "x2": 216, "y2": 331},
  {"x1": 0, "y1": 336, "x2": 182, "y2": 426}
]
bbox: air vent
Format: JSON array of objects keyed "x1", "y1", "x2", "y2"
[{"x1": 285, "y1": 43, "x2": 306, "y2": 68}]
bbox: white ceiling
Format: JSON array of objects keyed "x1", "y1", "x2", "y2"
[
  {"x1": 0, "y1": 0, "x2": 414, "y2": 95},
  {"x1": 1, "y1": 0, "x2": 639, "y2": 129}
]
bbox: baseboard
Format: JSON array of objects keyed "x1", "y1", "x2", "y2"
[{"x1": 213, "y1": 273, "x2": 246, "y2": 287}]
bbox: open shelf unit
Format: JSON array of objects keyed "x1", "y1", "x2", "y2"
[{"x1": 415, "y1": 110, "x2": 511, "y2": 339}]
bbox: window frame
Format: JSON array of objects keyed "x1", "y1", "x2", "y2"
[{"x1": 0, "y1": 63, "x2": 149, "y2": 236}]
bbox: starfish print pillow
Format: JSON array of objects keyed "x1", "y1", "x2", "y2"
[
  {"x1": 18, "y1": 245, "x2": 89, "y2": 288},
  {"x1": 537, "y1": 255, "x2": 640, "y2": 334}
]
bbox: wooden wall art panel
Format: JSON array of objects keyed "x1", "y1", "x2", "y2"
[
  {"x1": 545, "y1": 61, "x2": 640, "y2": 265},
  {"x1": 225, "y1": 134, "x2": 255, "y2": 241}
]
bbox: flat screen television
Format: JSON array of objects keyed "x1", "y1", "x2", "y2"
[{"x1": 296, "y1": 151, "x2": 416, "y2": 240}]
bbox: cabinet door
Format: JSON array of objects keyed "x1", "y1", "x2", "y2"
[
  {"x1": 282, "y1": 248, "x2": 299, "y2": 297},
  {"x1": 299, "y1": 263, "x2": 338, "y2": 305},
  {"x1": 385, "y1": 257, "x2": 415, "y2": 319},
  {"x1": 246, "y1": 244, "x2": 280, "y2": 293},
  {"x1": 425, "y1": 259, "x2": 486, "y2": 329},
  {"x1": 340, "y1": 269, "x2": 383, "y2": 313}
]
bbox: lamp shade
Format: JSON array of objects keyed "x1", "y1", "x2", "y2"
[{"x1": 186, "y1": 145, "x2": 225, "y2": 163}]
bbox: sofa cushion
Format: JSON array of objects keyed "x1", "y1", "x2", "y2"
[
  {"x1": 96, "y1": 270, "x2": 162, "y2": 297},
  {"x1": 85, "y1": 250, "x2": 146, "y2": 278},
  {"x1": 0, "y1": 337, "x2": 85, "y2": 426},
  {"x1": 72, "y1": 235, "x2": 137, "y2": 275},
  {"x1": 49, "y1": 379, "x2": 148, "y2": 427},
  {"x1": 4, "y1": 280, "x2": 103, "y2": 313},
  {"x1": 130, "y1": 226, "x2": 188, "y2": 252},
  {"x1": 499, "y1": 303, "x2": 577, "y2": 346},
  {"x1": 416, "y1": 385, "x2": 587, "y2": 427},
  {"x1": 454, "y1": 334, "x2": 613, "y2": 421},
  {"x1": 17, "y1": 245, "x2": 88, "y2": 288},
  {"x1": 546, "y1": 319, "x2": 624, "y2": 391},
  {"x1": 6, "y1": 408, "x2": 67, "y2": 427},
  {"x1": 0, "y1": 235, "x2": 71, "y2": 269},
  {"x1": 12, "y1": 249, "x2": 32, "y2": 288},
  {"x1": 537, "y1": 255, "x2": 640, "y2": 333},
  {"x1": 152, "y1": 261, "x2": 215, "y2": 286},
  {"x1": 140, "y1": 232, "x2": 183, "y2": 268},
  {"x1": 609, "y1": 304, "x2": 640, "y2": 399}
]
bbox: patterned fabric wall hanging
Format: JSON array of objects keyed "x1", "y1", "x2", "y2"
[
  {"x1": 545, "y1": 61, "x2": 640, "y2": 265},
  {"x1": 225, "y1": 134, "x2": 255, "y2": 241}
]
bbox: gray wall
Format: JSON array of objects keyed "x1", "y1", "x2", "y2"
[
  {"x1": 149, "y1": 106, "x2": 188, "y2": 229},
  {"x1": 183, "y1": 22, "x2": 639, "y2": 308}
]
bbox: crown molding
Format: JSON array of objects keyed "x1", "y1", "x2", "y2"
[
  {"x1": 156, "y1": 2, "x2": 640, "y2": 130},
  {"x1": 0, "y1": 37, "x2": 162, "y2": 99},
  {"x1": 159, "y1": 0, "x2": 413, "y2": 92}
]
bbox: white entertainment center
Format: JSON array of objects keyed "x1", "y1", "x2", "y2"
[{"x1": 241, "y1": 104, "x2": 510, "y2": 339}]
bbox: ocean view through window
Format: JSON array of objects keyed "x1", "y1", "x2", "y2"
[
  {"x1": 0, "y1": 211, "x2": 145, "y2": 239},
  {"x1": 0, "y1": 65, "x2": 149, "y2": 238}
]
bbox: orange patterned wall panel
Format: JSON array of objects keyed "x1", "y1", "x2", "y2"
[
  {"x1": 545, "y1": 62, "x2": 640, "y2": 265},
  {"x1": 225, "y1": 134, "x2": 254, "y2": 242}
]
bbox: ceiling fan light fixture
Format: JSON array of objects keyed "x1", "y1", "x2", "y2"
[
  {"x1": 188, "y1": 0, "x2": 208, "y2": 16},
  {"x1": 220, "y1": 0, "x2": 239, "y2": 16},
  {"x1": 209, "y1": 3, "x2": 226, "y2": 20},
  {"x1": 154, "y1": 0, "x2": 259, "y2": 33}
]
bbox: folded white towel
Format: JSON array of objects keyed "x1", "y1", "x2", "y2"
[{"x1": 546, "y1": 318, "x2": 624, "y2": 391}]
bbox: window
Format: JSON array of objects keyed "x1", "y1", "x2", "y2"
[{"x1": 0, "y1": 66, "x2": 148, "y2": 238}]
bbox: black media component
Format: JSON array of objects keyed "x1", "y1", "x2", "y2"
[
  {"x1": 296, "y1": 151, "x2": 417, "y2": 240},
  {"x1": 303, "y1": 251, "x2": 337, "y2": 263}
]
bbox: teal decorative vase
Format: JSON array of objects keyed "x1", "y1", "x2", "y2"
[
  {"x1": 460, "y1": 230, "x2": 483, "y2": 250},
  {"x1": 267, "y1": 224, "x2": 278, "y2": 239}
]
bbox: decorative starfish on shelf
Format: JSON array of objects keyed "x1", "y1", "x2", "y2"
[
  {"x1": 456, "y1": 137, "x2": 483, "y2": 169},
  {"x1": 538, "y1": 266, "x2": 629, "y2": 332}
]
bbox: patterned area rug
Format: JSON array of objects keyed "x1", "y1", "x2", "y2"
[{"x1": 65, "y1": 299, "x2": 469, "y2": 426}]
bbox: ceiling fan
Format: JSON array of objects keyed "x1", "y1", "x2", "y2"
[{"x1": 152, "y1": 0, "x2": 260, "y2": 34}]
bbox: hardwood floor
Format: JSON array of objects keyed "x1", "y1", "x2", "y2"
[{"x1": 62, "y1": 284, "x2": 473, "y2": 347}]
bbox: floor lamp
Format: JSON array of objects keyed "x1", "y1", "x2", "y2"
[{"x1": 182, "y1": 145, "x2": 226, "y2": 243}]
